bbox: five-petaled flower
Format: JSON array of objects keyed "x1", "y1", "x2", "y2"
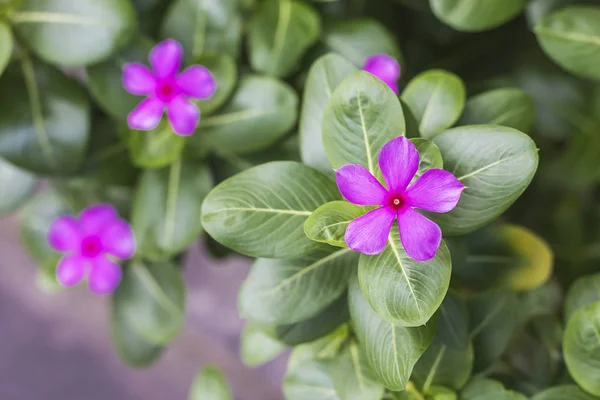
[
  {"x1": 336, "y1": 136, "x2": 465, "y2": 261},
  {"x1": 123, "y1": 39, "x2": 217, "y2": 136},
  {"x1": 48, "y1": 204, "x2": 136, "y2": 294},
  {"x1": 363, "y1": 54, "x2": 401, "y2": 94}
]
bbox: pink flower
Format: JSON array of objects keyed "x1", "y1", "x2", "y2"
[
  {"x1": 363, "y1": 54, "x2": 401, "y2": 94},
  {"x1": 336, "y1": 137, "x2": 464, "y2": 261},
  {"x1": 48, "y1": 204, "x2": 136, "y2": 294},
  {"x1": 122, "y1": 39, "x2": 217, "y2": 136}
]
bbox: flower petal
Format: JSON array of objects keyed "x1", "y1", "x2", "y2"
[
  {"x1": 363, "y1": 54, "x2": 401, "y2": 82},
  {"x1": 176, "y1": 65, "x2": 217, "y2": 99},
  {"x1": 56, "y1": 254, "x2": 86, "y2": 287},
  {"x1": 404, "y1": 168, "x2": 465, "y2": 213},
  {"x1": 79, "y1": 204, "x2": 118, "y2": 235},
  {"x1": 336, "y1": 164, "x2": 388, "y2": 206},
  {"x1": 149, "y1": 39, "x2": 182, "y2": 79},
  {"x1": 48, "y1": 216, "x2": 82, "y2": 252},
  {"x1": 128, "y1": 97, "x2": 165, "y2": 131},
  {"x1": 378, "y1": 136, "x2": 420, "y2": 193},
  {"x1": 397, "y1": 207, "x2": 442, "y2": 262},
  {"x1": 167, "y1": 95, "x2": 200, "y2": 135},
  {"x1": 89, "y1": 256, "x2": 122, "y2": 295},
  {"x1": 122, "y1": 63, "x2": 156, "y2": 95},
  {"x1": 101, "y1": 220, "x2": 136, "y2": 260},
  {"x1": 345, "y1": 206, "x2": 396, "y2": 255}
]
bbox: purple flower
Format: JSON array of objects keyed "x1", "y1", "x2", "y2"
[
  {"x1": 48, "y1": 204, "x2": 136, "y2": 294},
  {"x1": 363, "y1": 54, "x2": 401, "y2": 94},
  {"x1": 336, "y1": 137, "x2": 464, "y2": 261},
  {"x1": 122, "y1": 39, "x2": 217, "y2": 136}
]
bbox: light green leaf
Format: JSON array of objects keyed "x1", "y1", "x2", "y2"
[
  {"x1": 131, "y1": 159, "x2": 213, "y2": 261},
  {"x1": 189, "y1": 366, "x2": 233, "y2": 400},
  {"x1": 461, "y1": 379, "x2": 527, "y2": 400},
  {"x1": 238, "y1": 246, "x2": 358, "y2": 324},
  {"x1": 248, "y1": 0, "x2": 320, "y2": 78},
  {"x1": 14, "y1": 0, "x2": 136, "y2": 66},
  {"x1": 564, "y1": 272, "x2": 600, "y2": 322},
  {"x1": 192, "y1": 75, "x2": 298, "y2": 155},
  {"x1": 430, "y1": 0, "x2": 527, "y2": 32},
  {"x1": 0, "y1": 22, "x2": 12, "y2": 77},
  {"x1": 412, "y1": 138, "x2": 443, "y2": 180},
  {"x1": 400, "y1": 69, "x2": 465, "y2": 139},
  {"x1": 358, "y1": 234, "x2": 451, "y2": 327},
  {"x1": 349, "y1": 277, "x2": 435, "y2": 391},
  {"x1": 322, "y1": 71, "x2": 405, "y2": 174},
  {"x1": 563, "y1": 302, "x2": 600, "y2": 396},
  {"x1": 525, "y1": 0, "x2": 574, "y2": 27},
  {"x1": 531, "y1": 385, "x2": 598, "y2": 400},
  {"x1": 193, "y1": 53, "x2": 237, "y2": 116},
  {"x1": 284, "y1": 360, "x2": 340, "y2": 400},
  {"x1": 0, "y1": 60, "x2": 90, "y2": 175},
  {"x1": 432, "y1": 125, "x2": 539, "y2": 236},
  {"x1": 535, "y1": 6, "x2": 600, "y2": 81},
  {"x1": 113, "y1": 260, "x2": 186, "y2": 345},
  {"x1": 240, "y1": 322, "x2": 286, "y2": 368},
  {"x1": 201, "y1": 161, "x2": 340, "y2": 258},
  {"x1": 459, "y1": 89, "x2": 535, "y2": 133},
  {"x1": 332, "y1": 341, "x2": 384, "y2": 400},
  {"x1": 0, "y1": 158, "x2": 38, "y2": 215},
  {"x1": 299, "y1": 53, "x2": 358, "y2": 176},
  {"x1": 128, "y1": 119, "x2": 186, "y2": 169},
  {"x1": 287, "y1": 325, "x2": 349, "y2": 372},
  {"x1": 304, "y1": 201, "x2": 365, "y2": 248}
]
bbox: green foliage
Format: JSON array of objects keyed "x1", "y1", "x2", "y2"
[{"x1": 188, "y1": 366, "x2": 233, "y2": 400}]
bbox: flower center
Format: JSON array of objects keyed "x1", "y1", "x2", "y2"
[
  {"x1": 80, "y1": 236, "x2": 103, "y2": 258},
  {"x1": 156, "y1": 81, "x2": 177, "y2": 101},
  {"x1": 387, "y1": 194, "x2": 405, "y2": 210}
]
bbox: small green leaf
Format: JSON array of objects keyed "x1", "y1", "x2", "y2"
[
  {"x1": 412, "y1": 138, "x2": 443, "y2": 180},
  {"x1": 14, "y1": 0, "x2": 137, "y2": 66},
  {"x1": 189, "y1": 366, "x2": 233, "y2": 400},
  {"x1": 459, "y1": 89, "x2": 535, "y2": 133},
  {"x1": 0, "y1": 22, "x2": 12, "y2": 77},
  {"x1": 531, "y1": 385, "x2": 598, "y2": 400},
  {"x1": 193, "y1": 53, "x2": 237, "y2": 116},
  {"x1": 400, "y1": 69, "x2": 465, "y2": 139},
  {"x1": 287, "y1": 325, "x2": 349, "y2": 372},
  {"x1": 201, "y1": 161, "x2": 340, "y2": 258},
  {"x1": 564, "y1": 272, "x2": 600, "y2": 322},
  {"x1": 430, "y1": 0, "x2": 527, "y2": 32},
  {"x1": 304, "y1": 201, "x2": 365, "y2": 248},
  {"x1": 240, "y1": 322, "x2": 286, "y2": 368},
  {"x1": 0, "y1": 157, "x2": 38, "y2": 215},
  {"x1": 461, "y1": 379, "x2": 527, "y2": 400},
  {"x1": 248, "y1": 0, "x2": 320, "y2": 78},
  {"x1": 128, "y1": 120, "x2": 186, "y2": 169},
  {"x1": 332, "y1": 341, "x2": 384, "y2": 400},
  {"x1": 284, "y1": 360, "x2": 340, "y2": 400}
]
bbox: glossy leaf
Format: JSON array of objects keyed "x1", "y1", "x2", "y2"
[
  {"x1": 0, "y1": 158, "x2": 38, "y2": 215},
  {"x1": 113, "y1": 260, "x2": 186, "y2": 345},
  {"x1": 531, "y1": 385, "x2": 598, "y2": 400},
  {"x1": 564, "y1": 272, "x2": 600, "y2": 322},
  {"x1": 0, "y1": 61, "x2": 90, "y2": 176},
  {"x1": 412, "y1": 138, "x2": 443, "y2": 180},
  {"x1": 238, "y1": 246, "x2": 358, "y2": 324},
  {"x1": 535, "y1": 6, "x2": 600, "y2": 81},
  {"x1": 358, "y1": 234, "x2": 451, "y2": 327},
  {"x1": 332, "y1": 341, "x2": 385, "y2": 400},
  {"x1": 459, "y1": 89, "x2": 535, "y2": 133},
  {"x1": 131, "y1": 160, "x2": 213, "y2": 261},
  {"x1": 283, "y1": 360, "x2": 340, "y2": 400},
  {"x1": 304, "y1": 201, "x2": 365, "y2": 248},
  {"x1": 430, "y1": 0, "x2": 527, "y2": 32},
  {"x1": 189, "y1": 366, "x2": 233, "y2": 400},
  {"x1": 128, "y1": 120, "x2": 186, "y2": 169},
  {"x1": 201, "y1": 161, "x2": 340, "y2": 258},
  {"x1": 0, "y1": 22, "x2": 12, "y2": 77},
  {"x1": 240, "y1": 322, "x2": 286, "y2": 368},
  {"x1": 432, "y1": 125, "x2": 539, "y2": 236},
  {"x1": 348, "y1": 277, "x2": 435, "y2": 391},
  {"x1": 299, "y1": 53, "x2": 358, "y2": 176},
  {"x1": 193, "y1": 53, "x2": 237, "y2": 116},
  {"x1": 322, "y1": 71, "x2": 405, "y2": 174},
  {"x1": 400, "y1": 69, "x2": 465, "y2": 139},
  {"x1": 15, "y1": 0, "x2": 136, "y2": 66}
]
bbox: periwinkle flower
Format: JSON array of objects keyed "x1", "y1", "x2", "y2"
[
  {"x1": 363, "y1": 54, "x2": 401, "y2": 94},
  {"x1": 48, "y1": 204, "x2": 135, "y2": 294},
  {"x1": 123, "y1": 39, "x2": 217, "y2": 136},
  {"x1": 336, "y1": 136, "x2": 464, "y2": 261}
]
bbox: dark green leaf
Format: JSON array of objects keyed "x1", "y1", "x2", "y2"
[
  {"x1": 240, "y1": 322, "x2": 286, "y2": 368},
  {"x1": 430, "y1": 0, "x2": 527, "y2": 32},
  {"x1": 332, "y1": 341, "x2": 385, "y2": 400},
  {"x1": 128, "y1": 120, "x2": 186, "y2": 169},
  {"x1": 0, "y1": 157, "x2": 38, "y2": 215},
  {"x1": 304, "y1": 201, "x2": 365, "y2": 248},
  {"x1": 189, "y1": 366, "x2": 233, "y2": 400}
]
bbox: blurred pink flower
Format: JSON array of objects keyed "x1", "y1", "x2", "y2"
[{"x1": 363, "y1": 54, "x2": 401, "y2": 94}]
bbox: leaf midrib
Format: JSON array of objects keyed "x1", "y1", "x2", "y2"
[
  {"x1": 356, "y1": 90, "x2": 375, "y2": 174},
  {"x1": 387, "y1": 236, "x2": 422, "y2": 315},
  {"x1": 536, "y1": 27, "x2": 600, "y2": 46},
  {"x1": 11, "y1": 11, "x2": 106, "y2": 27},
  {"x1": 132, "y1": 264, "x2": 181, "y2": 317},
  {"x1": 457, "y1": 151, "x2": 528, "y2": 181}
]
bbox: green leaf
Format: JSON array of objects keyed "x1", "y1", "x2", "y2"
[
  {"x1": 240, "y1": 322, "x2": 286, "y2": 368},
  {"x1": 299, "y1": 53, "x2": 358, "y2": 176},
  {"x1": 0, "y1": 22, "x2": 12, "y2": 77},
  {"x1": 400, "y1": 69, "x2": 465, "y2": 139},
  {"x1": 284, "y1": 360, "x2": 340, "y2": 400},
  {"x1": 193, "y1": 53, "x2": 237, "y2": 116},
  {"x1": 14, "y1": 0, "x2": 136, "y2": 66},
  {"x1": 287, "y1": 325, "x2": 349, "y2": 373},
  {"x1": 189, "y1": 366, "x2": 233, "y2": 400},
  {"x1": 248, "y1": 0, "x2": 320, "y2": 78},
  {"x1": 412, "y1": 138, "x2": 443, "y2": 180},
  {"x1": 0, "y1": 60, "x2": 90, "y2": 176},
  {"x1": 128, "y1": 119, "x2": 186, "y2": 169},
  {"x1": 459, "y1": 89, "x2": 535, "y2": 133},
  {"x1": 432, "y1": 125, "x2": 539, "y2": 236},
  {"x1": 192, "y1": 75, "x2": 298, "y2": 155},
  {"x1": 564, "y1": 301, "x2": 600, "y2": 396},
  {"x1": 322, "y1": 18, "x2": 401, "y2": 66},
  {"x1": 304, "y1": 201, "x2": 365, "y2": 248},
  {"x1": 348, "y1": 277, "x2": 435, "y2": 391},
  {"x1": 564, "y1": 272, "x2": 600, "y2": 322},
  {"x1": 161, "y1": 0, "x2": 240, "y2": 60},
  {"x1": 332, "y1": 341, "x2": 385, "y2": 400},
  {"x1": 131, "y1": 159, "x2": 213, "y2": 261},
  {"x1": 358, "y1": 233, "x2": 451, "y2": 327},
  {"x1": 525, "y1": 0, "x2": 574, "y2": 27},
  {"x1": 468, "y1": 290, "x2": 519, "y2": 372},
  {"x1": 519, "y1": 279, "x2": 563, "y2": 321},
  {"x1": 531, "y1": 385, "x2": 598, "y2": 400},
  {"x1": 535, "y1": 6, "x2": 600, "y2": 81},
  {"x1": 201, "y1": 161, "x2": 340, "y2": 258},
  {"x1": 322, "y1": 71, "x2": 405, "y2": 174},
  {"x1": 113, "y1": 260, "x2": 186, "y2": 345},
  {"x1": 238, "y1": 246, "x2": 358, "y2": 324},
  {"x1": 430, "y1": 0, "x2": 527, "y2": 32},
  {"x1": 461, "y1": 379, "x2": 527, "y2": 400},
  {"x1": 0, "y1": 158, "x2": 38, "y2": 215}
]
